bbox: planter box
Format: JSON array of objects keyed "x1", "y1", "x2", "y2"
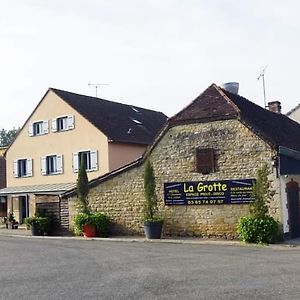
[{"x1": 31, "y1": 224, "x2": 44, "y2": 236}]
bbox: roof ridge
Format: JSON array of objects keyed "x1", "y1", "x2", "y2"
[
  {"x1": 214, "y1": 85, "x2": 241, "y2": 115},
  {"x1": 50, "y1": 87, "x2": 166, "y2": 115},
  {"x1": 169, "y1": 83, "x2": 216, "y2": 121}
]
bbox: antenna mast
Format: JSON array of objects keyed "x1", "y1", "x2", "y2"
[
  {"x1": 88, "y1": 82, "x2": 109, "y2": 97},
  {"x1": 257, "y1": 65, "x2": 268, "y2": 108}
]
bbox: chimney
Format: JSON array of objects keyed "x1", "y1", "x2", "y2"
[{"x1": 268, "y1": 101, "x2": 281, "y2": 114}]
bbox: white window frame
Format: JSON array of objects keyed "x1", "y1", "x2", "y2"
[
  {"x1": 13, "y1": 158, "x2": 33, "y2": 178},
  {"x1": 73, "y1": 149, "x2": 98, "y2": 173},
  {"x1": 41, "y1": 154, "x2": 63, "y2": 175},
  {"x1": 52, "y1": 115, "x2": 75, "y2": 132},
  {"x1": 29, "y1": 120, "x2": 49, "y2": 137}
]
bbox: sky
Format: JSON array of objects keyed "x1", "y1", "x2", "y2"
[{"x1": 1, "y1": 0, "x2": 300, "y2": 129}]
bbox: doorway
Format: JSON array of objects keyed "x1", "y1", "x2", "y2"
[
  {"x1": 20, "y1": 196, "x2": 29, "y2": 224},
  {"x1": 286, "y1": 181, "x2": 300, "y2": 238}
]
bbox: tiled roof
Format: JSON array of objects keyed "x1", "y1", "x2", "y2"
[
  {"x1": 170, "y1": 84, "x2": 300, "y2": 152},
  {"x1": 63, "y1": 83, "x2": 300, "y2": 197},
  {"x1": 0, "y1": 183, "x2": 76, "y2": 195},
  {"x1": 51, "y1": 88, "x2": 168, "y2": 145}
]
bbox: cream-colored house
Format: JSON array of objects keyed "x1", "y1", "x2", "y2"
[
  {"x1": 287, "y1": 103, "x2": 300, "y2": 123},
  {"x1": 0, "y1": 147, "x2": 6, "y2": 218},
  {"x1": 0, "y1": 88, "x2": 167, "y2": 226}
]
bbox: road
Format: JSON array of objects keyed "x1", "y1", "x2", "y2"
[{"x1": 0, "y1": 237, "x2": 300, "y2": 299}]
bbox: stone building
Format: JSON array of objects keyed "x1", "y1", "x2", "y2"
[{"x1": 64, "y1": 83, "x2": 300, "y2": 238}]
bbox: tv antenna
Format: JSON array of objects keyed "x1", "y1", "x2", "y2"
[
  {"x1": 88, "y1": 81, "x2": 110, "y2": 97},
  {"x1": 257, "y1": 65, "x2": 268, "y2": 108}
]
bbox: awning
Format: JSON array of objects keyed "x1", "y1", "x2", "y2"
[{"x1": 0, "y1": 182, "x2": 76, "y2": 196}]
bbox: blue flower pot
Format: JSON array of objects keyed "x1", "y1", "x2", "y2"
[{"x1": 144, "y1": 220, "x2": 163, "y2": 239}]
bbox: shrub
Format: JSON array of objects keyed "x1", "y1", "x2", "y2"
[
  {"x1": 143, "y1": 160, "x2": 161, "y2": 222},
  {"x1": 237, "y1": 164, "x2": 280, "y2": 244},
  {"x1": 73, "y1": 212, "x2": 109, "y2": 237},
  {"x1": 237, "y1": 216, "x2": 279, "y2": 244},
  {"x1": 25, "y1": 216, "x2": 49, "y2": 233}
]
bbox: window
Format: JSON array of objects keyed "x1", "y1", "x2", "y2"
[
  {"x1": 13, "y1": 159, "x2": 33, "y2": 178},
  {"x1": 57, "y1": 117, "x2": 68, "y2": 131},
  {"x1": 195, "y1": 148, "x2": 215, "y2": 174},
  {"x1": 33, "y1": 122, "x2": 43, "y2": 135},
  {"x1": 41, "y1": 155, "x2": 63, "y2": 175},
  {"x1": 79, "y1": 151, "x2": 91, "y2": 170},
  {"x1": 52, "y1": 116, "x2": 75, "y2": 132},
  {"x1": 73, "y1": 150, "x2": 98, "y2": 172},
  {"x1": 28, "y1": 120, "x2": 49, "y2": 136}
]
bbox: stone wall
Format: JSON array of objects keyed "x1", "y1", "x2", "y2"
[{"x1": 68, "y1": 119, "x2": 280, "y2": 238}]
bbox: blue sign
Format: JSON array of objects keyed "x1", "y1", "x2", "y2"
[{"x1": 164, "y1": 179, "x2": 255, "y2": 205}]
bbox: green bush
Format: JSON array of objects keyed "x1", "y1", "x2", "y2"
[
  {"x1": 237, "y1": 216, "x2": 279, "y2": 244},
  {"x1": 73, "y1": 212, "x2": 109, "y2": 237},
  {"x1": 25, "y1": 216, "x2": 49, "y2": 232}
]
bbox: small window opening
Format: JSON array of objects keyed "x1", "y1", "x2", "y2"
[{"x1": 195, "y1": 148, "x2": 215, "y2": 174}]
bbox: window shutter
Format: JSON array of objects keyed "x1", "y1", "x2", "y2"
[
  {"x1": 67, "y1": 115, "x2": 75, "y2": 130},
  {"x1": 28, "y1": 123, "x2": 34, "y2": 136},
  {"x1": 56, "y1": 155, "x2": 63, "y2": 174},
  {"x1": 196, "y1": 148, "x2": 215, "y2": 174},
  {"x1": 41, "y1": 156, "x2": 47, "y2": 175},
  {"x1": 90, "y1": 150, "x2": 98, "y2": 171},
  {"x1": 73, "y1": 152, "x2": 79, "y2": 172},
  {"x1": 52, "y1": 118, "x2": 57, "y2": 132},
  {"x1": 27, "y1": 159, "x2": 33, "y2": 177},
  {"x1": 13, "y1": 160, "x2": 18, "y2": 178},
  {"x1": 43, "y1": 120, "x2": 49, "y2": 134}
]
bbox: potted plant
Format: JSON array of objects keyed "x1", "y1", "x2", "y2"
[
  {"x1": 6, "y1": 212, "x2": 17, "y2": 229},
  {"x1": 25, "y1": 216, "x2": 49, "y2": 236},
  {"x1": 73, "y1": 213, "x2": 96, "y2": 237},
  {"x1": 143, "y1": 160, "x2": 163, "y2": 239},
  {"x1": 73, "y1": 212, "x2": 109, "y2": 238}
]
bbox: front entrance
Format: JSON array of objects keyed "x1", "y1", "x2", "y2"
[
  {"x1": 286, "y1": 181, "x2": 300, "y2": 238},
  {"x1": 0, "y1": 197, "x2": 7, "y2": 217},
  {"x1": 20, "y1": 196, "x2": 29, "y2": 224}
]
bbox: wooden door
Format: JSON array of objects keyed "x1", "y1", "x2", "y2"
[{"x1": 286, "y1": 181, "x2": 300, "y2": 238}]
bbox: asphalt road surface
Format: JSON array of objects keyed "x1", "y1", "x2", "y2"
[{"x1": 1, "y1": 237, "x2": 300, "y2": 300}]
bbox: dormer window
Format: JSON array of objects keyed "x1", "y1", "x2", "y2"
[
  {"x1": 52, "y1": 115, "x2": 75, "y2": 132},
  {"x1": 195, "y1": 148, "x2": 215, "y2": 174},
  {"x1": 130, "y1": 117, "x2": 142, "y2": 125},
  {"x1": 131, "y1": 106, "x2": 140, "y2": 113},
  {"x1": 28, "y1": 120, "x2": 49, "y2": 136}
]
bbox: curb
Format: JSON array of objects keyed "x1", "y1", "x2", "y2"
[{"x1": 0, "y1": 232, "x2": 299, "y2": 249}]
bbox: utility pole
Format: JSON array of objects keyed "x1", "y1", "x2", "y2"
[
  {"x1": 257, "y1": 65, "x2": 268, "y2": 108},
  {"x1": 88, "y1": 82, "x2": 110, "y2": 98}
]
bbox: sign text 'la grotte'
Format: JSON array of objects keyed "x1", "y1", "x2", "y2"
[{"x1": 164, "y1": 179, "x2": 255, "y2": 205}]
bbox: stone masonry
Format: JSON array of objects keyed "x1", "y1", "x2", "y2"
[{"x1": 68, "y1": 119, "x2": 281, "y2": 238}]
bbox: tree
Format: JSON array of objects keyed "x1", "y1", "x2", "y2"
[
  {"x1": 77, "y1": 156, "x2": 89, "y2": 213},
  {"x1": 143, "y1": 160, "x2": 158, "y2": 221},
  {"x1": 0, "y1": 128, "x2": 19, "y2": 147},
  {"x1": 250, "y1": 164, "x2": 275, "y2": 218}
]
